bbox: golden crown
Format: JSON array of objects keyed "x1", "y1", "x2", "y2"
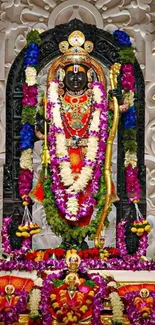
[{"x1": 59, "y1": 30, "x2": 94, "y2": 65}]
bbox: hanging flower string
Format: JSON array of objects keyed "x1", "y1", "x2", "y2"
[
  {"x1": 47, "y1": 80, "x2": 108, "y2": 221},
  {"x1": 18, "y1": 30, "x2": 42, "y2": 207},
  {"x1": 1, "y1": 217, "x2": 31, "y2": 257},
  {"x1": 117, "y1": 220, "x2": 149, "y2": 258},
  {"x1": 113, "y1": 30, "x2": 142, "y2": 219},
  {"x1": 106, "y1": 278, "x2": 124, "y2": 324}
]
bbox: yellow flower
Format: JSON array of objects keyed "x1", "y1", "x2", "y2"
[
  {"x1": 131, "y1": 227, "x2": 137, "y2": 233},
  {"x1": 52, "y1": 302, "x2": 59, "y2": 309},
  {"x1": 22, "y1": 231, "x2": 30, "y2": 237},
  {"x1": 30, "y1": 229, "x2": 41, "y2": 235},
  {"x1": 18, "y1": 225, "x2": 24, "y2": 231},
  {"x1": 145, "y1": 225, "x2": 151, "y2": 232},
  {"x1": 35, "y1": 251, "x2": 44, "y2": 261},
  {"x1": 50, "y1": 294, "x2": 56, "y2": 301},
  {"x1": 137, "y1": 228, "x2": 144, "y2": 236},
  {"x1": 85, "y1": 299, "x2": 92, "y2": 305},
  {"x1": 16, "y1": 232, "x2": 22, "y2": 237},
  {"x1": 23, "y1": 201, "x2": 28, "y2": 206},
  {"x1": 80, "y1": 305, "x2": 88, "y2": 313},
  {"x1": 143, "y1": 220, "x2": 148, "y2": 225}
]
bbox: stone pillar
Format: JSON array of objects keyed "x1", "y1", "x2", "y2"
[{"x1": 0, "y1": 31, "x2": 5, "y2": 247}]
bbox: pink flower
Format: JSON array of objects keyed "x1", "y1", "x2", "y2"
[
  {"x1": 125, "y1": 164, "x2": 141, "y2": 202},
  {"x1": 121, "y1": 63, "x2": 134, "y2": 73}
]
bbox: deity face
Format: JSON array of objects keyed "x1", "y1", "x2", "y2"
[
  {"x1": 64, "y1": 65, "x2": 88, "y2": 91},
  {"x1": 5, "y1": 284, "x2": 15, "y2": 295},
  {"x1": 140, "y1": 288, "x2": 149, "y2": 298}
]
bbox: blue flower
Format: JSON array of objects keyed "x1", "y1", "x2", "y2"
[
  {"x1": 123, "y1": 106, "x2": 136, "y2": 129},
  {"x1": 27, "y1": 43, "x2": 40, "y2": 51},
  {"x1": 20, "y1": 123, "x2": 34, "y2": 149},
  {"x1": 24, "y1": 58, "x2": 39, "y2": 67},
  {"x1": 113, "y1": 30, "x2": 132, "y2": 47},
  {"x1": 24, "y1": 43, "x2": 40, "y2": 67}
]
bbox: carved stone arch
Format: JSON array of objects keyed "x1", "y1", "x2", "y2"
[{"x1": 4, "y1": 19, "x2": 146, "y2": 247}]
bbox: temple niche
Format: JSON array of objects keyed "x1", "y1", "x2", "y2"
[
  {"x1": 4, "y1": 20, "x2": 146, "y2": 252},
  {"x1": 0, "y1": 1, "x2": 155, "y2": 325}
]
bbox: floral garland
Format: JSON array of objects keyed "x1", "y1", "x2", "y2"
[
  {"x1": 39, "y1": 271, "x2": 107, "y2": 325},
  {"x1": 47, "y1": 81, "x2": 108, "y2": 221},
  {"x1": 0, "y1": 289, "x2": 28, "y2": 325},
  {"x1": 28, "y1": 277, "x2": 43, "y2": 321},
  {"x1": 1, "y1": 218, "x2": 155, "y2": 271},
  {"x1": 125, "y1": 291, "x2": 155, "y2": 325},
  {"x1": 18, "y1": 30, "x2": 42, "y2": 207},
  {"x1": 107, "y1": 279, "x2": 124, "y2": 324},
  {"x1": 113, "y1": 30, "x2": 142, "y2": 209},
  {"x1": 117, "y1": 220, "x2": 148, "y2": 258},
  {"x1": 1, "y1": 217, "x2": 31, "y2": 257}
]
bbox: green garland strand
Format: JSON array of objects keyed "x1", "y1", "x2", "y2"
[
  {"x1": 42, "y1": 172, "x2": 105, "y2": 249},
  {"x1": 122, "y1": 129, "x2": 137, "y2": 153},
  {"x1": 118, "y1": 47, "x2": 135, "y2": 64},
  {"x1": 21, "y1": 106, "x2": 36, "y2": 125},
  {"x1": 26, "y1": 30, "x2": 42, "y2": 47}
]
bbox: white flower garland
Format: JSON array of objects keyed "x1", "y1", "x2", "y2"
[
  {"x1": 20, "y1": 148, "x2": 33, "y2": 171},
  {"x1": 29, "y1": 288, "x2": 41, "y2": 317},
  {"x1": 124, "y1": 150, "x2": 137, "y2": 168},
  {"x1": 25, "y1": 67, "x2": 37, "y2": 86},
  {"x1": 48, "y1": 81, "x2": 102, "y2": 217},
  {"x1": 107, "y1": 281, "x2": 124, "y2": 323},
  {"x1": 29, "y1": 278, "x2": 42, "y2": 317},
  {"x1": 109, "y1": 291, "x2": 124, "y2": 323}
]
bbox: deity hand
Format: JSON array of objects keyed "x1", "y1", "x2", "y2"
[
  {"x1": 109, "y1": 88, "x2": 123, "y2": 105},
  {"x1": 35, "y1": 112, "x2": 51, "y2": 140}
]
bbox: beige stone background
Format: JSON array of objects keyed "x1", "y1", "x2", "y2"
[{"x1": 0, "y1": 0, "x2": 155, "y2": 249}]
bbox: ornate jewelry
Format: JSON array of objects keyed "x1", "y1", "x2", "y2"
[
  {"x1": 60, "y1": 92, "x2": 93, "y2": 133},
  {"x1": 47, "y1": 80, "x2": 108, "y2": 221},
  {"x1": 66, "y1": 137, "x2": 88, "y2": 148}
]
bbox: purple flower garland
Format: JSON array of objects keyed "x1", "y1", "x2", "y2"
[
  {"x1": 40, "y1": 273, "x2": 61, "y2": 325},
  {"x1": 18, "y1": 32, "x2": 41, "y2": 206},
  {"x1": 89, "y1": 273, "x2": 107, "y2": 325},
  {"x1": 40, "y1": 271, "x2": 107, "y2": 325},
  {"x1": 125, "y1": 291, "x2": 155, "y2": 325},
  {"x1": 1, "y1": 217, "x2": 31, "y2": 257},
  {"x1": 0, "y1": 289, "x2": 28, "y2": 325},
  {"x1": 117, "y1": 220, "x2": 148, "y2": 258},
  {"x1": 47, "y1": 81, "x2": 108, "y2": 221},
  {"x1": 120, "y1": 60, "x2": 142, "y2": 204}
]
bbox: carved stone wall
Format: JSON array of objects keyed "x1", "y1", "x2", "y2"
[{"x1": 0, "y1": 0, "x2": 155, "y2": 237}]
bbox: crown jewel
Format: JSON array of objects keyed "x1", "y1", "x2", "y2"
[{"x1": 59, "y1": 31, "x2": 94, "y2": 64}]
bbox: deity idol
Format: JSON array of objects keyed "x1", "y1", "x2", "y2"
[{"x1": 30, "y1": 31, "x2": 119, "y2": 249}]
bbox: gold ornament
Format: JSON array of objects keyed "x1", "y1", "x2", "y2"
[{"x1": 48, "y1": 30, "x2": 106, "y2": 87}]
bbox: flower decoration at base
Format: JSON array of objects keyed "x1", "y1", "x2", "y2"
[
  {"x1": 1, "y1": 217, "x2": 31, "y2": 257},
  {"x1": 40, "y1": 250, "x2": 107, "y2": 325},
  {"x1": 121, "y1": 285, "x2": 155, "y2": 325},
  {"x1": 131, "y1": 219, "x2": 151, "y2": 237}
]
